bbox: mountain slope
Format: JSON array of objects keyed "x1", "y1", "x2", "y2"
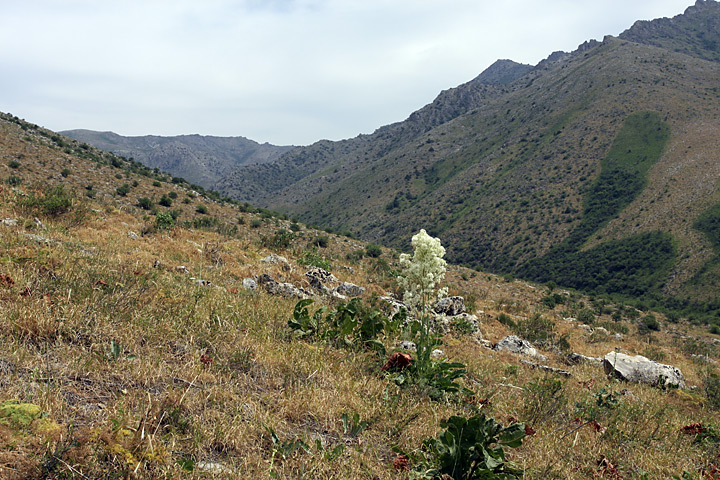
[
  {"x1": 60, "y1": 129, "x2": 295, "y2": 189},
  {"x1": 214, "y1": 1, "x2": 720, "y2": 311},
  {"x1": 213, "y1": 59, "x2": 532, "y2": 204}
]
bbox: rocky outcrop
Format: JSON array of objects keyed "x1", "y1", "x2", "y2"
[
  {"x1": 256, "y1": 273, "x2": 309, "y2": 299},
  {"x1": 603, "y1": 352, "x2": 685, "y2": 388},
  {"x1": 335, "y1": 282, "x2": 365, "y2": 298},
  {"x1": 260, "y1": 254, "x2": 291, "y2": 270},
  {"x1": 567, "y1": 353, "x2": 604, "y2": 367},
  {"x1": 494, "y1": 336, "x2": 547, "y2": 362},
  {"x1": 434, "y1": 296, "x2": 466, "y2": 316}
]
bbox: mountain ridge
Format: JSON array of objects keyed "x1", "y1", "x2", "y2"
[
  {"x1": 213, "y1": 0, "x2": 720, "y2": 313},
  {"x1": 61, "y1": 129, "x2": 295, "y2": 189}
]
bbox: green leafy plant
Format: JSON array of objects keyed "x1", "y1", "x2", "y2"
[
  {"x1": 411, "y1": 414, "x2": 526, "y2": 479},
  {"x1": 289, "y1": 298, "x2": 399, "y2": 353},
  {"x1": 341, "y1": 412, "x2": 369, "y2": 438},
  {"x1": 6, "y1": 175, "x2": 22, "y2": 186},
  {"x1": 510, "y1": 313, "x2": 555, "y2": 346},
  {"x1": 298, "y1": 250, "x2": 332, "y2": 270}
]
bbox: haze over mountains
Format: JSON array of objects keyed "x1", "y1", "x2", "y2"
[
  {"x1": 65, "y1": 0, "x2": 720, "y2": 313},
  {"x1": 61, "y1": 130, "x2": 294, "y2": 189}
]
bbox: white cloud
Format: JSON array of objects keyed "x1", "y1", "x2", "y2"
[{"x1": 0, "y1": 0, "x2": 696, "y2": 145}]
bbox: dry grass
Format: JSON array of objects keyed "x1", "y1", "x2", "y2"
[{"x1": 1, "y1": 116, "x2": 720, "y2": 478}]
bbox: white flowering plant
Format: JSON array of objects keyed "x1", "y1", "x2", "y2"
[
  {"x1": 398, "y1": 229, "x2": 448, "y2": 318},
  {"x1": 398, "y1": 229, "x2": 450, "y2": 379}
]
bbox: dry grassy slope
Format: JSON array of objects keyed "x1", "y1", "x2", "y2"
[{"x1": 1, "y1": 113, "x2": 720, "y2": 478}]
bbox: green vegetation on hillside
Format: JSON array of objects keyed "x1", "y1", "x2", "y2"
[
  {"x1": 564, "y1": 111, "x2": 670, "y2": 250},
  {"x1": 695, "y1": 202, "x2": 720, "y2": 251},
  {"x1": 519, "y1": 112, "x2": 674, "y2": 299}
]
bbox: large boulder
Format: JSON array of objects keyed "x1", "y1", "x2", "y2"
[
  {"x1": 494, "y1": 335, "x2": 547, "y2": 362},
  {"x1": 434, "y1": 296, "x2": 466, "y2": 316},
  {"x1": 603, "y1": 352, "x2": 685, "y2": 388}
]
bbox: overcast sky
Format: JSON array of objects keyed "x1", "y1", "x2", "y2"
[{"x1": 0, "y1": 0, "x2": 696, "y2": 145}]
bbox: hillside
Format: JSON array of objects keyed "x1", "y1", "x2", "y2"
[
  {"x1": 213, "y1": 1, "x2": 720, "y2": 316},
  {"x1": 60, "y1": 129, "x2": 294, "y2": 190},
  {"x1": 2, "y1": 111, "x2": 720, "y2": 478}
]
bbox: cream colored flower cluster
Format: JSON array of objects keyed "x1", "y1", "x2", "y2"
[{"x1": 398, "y1": 229, "x2": 448, "y2": 314}]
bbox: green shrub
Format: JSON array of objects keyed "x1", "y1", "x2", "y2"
[
  {"x1": 137, "y1": 197, "x2": 154, "y2": 210},
  {"x1": 158, "y1": 195, "x2": 172, "y2": 207},
  {"x1": 168, "y1": 191, "x2": 178, "y2": 199},
  {"x1": 196, "y1": 205, "x2": 208, "y2": 215},
  {"x1": 298, "y1": 251, "x2": 332, "y2": 270},
  {"x1": 511, "y1": 313, "x2": 554, "y2": 345},
  {"x1": 250, "y1": 219, "x2": 262, "y2": 228},
  {"x1": 289, "y1": 298, "x2": 399, "y2": 353},
  {"x1": 522, "y1": 377, "x2": 566, "y2": 425},
  {"x1": 60, "y1": 168, "x2": 71, "y2": 178},
  {"x1": 22, "y1": 185, "x2": 73, "y2": 217},
  {"x1": 6, "y1": 176, "x2": 22, "y2": 186},
  {"x1": 577, "y1": 308, "x2": 595, "y2": 324},
  {"x1": 152, "y1": 180, "x2": 161, "y2": 187},
  {"x1": 365, "y1": 244, "x2": 382, "y2": 258},
  {"x1": 155, "y1": 211, "x2": 175, "y2": 230},
  {"x1": 8, "y1": 160, "x2": 20, "y2": 169},
  {"x1": 116, "y1": 184, "x2": 130, "y2": 196},
  {"x1": 313, "y1": 235, "x2": 329, "y2": 248},
  {"x1": 261, "y1": 229, "x2": 294, "y2": 250},
  {"x1": 639, "y1": 314, "x2": 660, "y2": 333},
  {"x1": 497, "y1": 313, "x2": 516, "y2": 328}
]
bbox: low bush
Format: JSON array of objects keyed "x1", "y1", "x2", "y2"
[
  {"x1": 298, "y1": 251, "x2": 332, "y2": 270},
  {"x1": 137, "y1": 197, "x2": 154, "y2": 210},
  {"x1": 21, "y1": 184, "x2": 73, "y2": 217}
]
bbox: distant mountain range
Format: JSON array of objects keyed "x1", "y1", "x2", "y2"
[
  {"x1": 65, "y1": 1, "x2": 720, "y2": 314},
  {"x1": 60, "y1": 130, "x2": 294, "y2": 189}
]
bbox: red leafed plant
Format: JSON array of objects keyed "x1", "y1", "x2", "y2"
[
  {"x1": 682, "y1": 423, "x2": 705, "y2": 435},
  {"x1": 393, "y1": 454, "x2": 409, "y2": 472},
  {"x1": 200, "y1": 354, "x2": 213, "y2": 367},
  {"x1": 0, "y1": 274, "x2": 14, "y2": 288},
  {"x1": 381, "y1": 352, "x2": 412, "y2": 372}
]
